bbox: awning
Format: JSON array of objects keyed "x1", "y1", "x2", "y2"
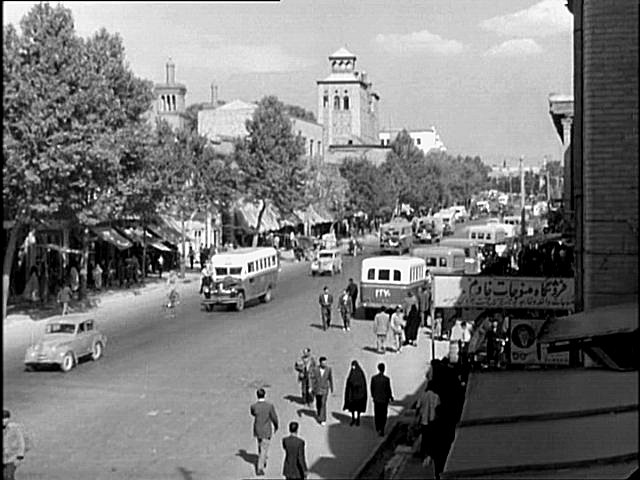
[
  {"x1": 148, "y1": 216, "x2": 185, "y2": 247},
  {"x1": 149, "y1": 241, "x2": 172, "y2": 252},
  {"x1": 235, "y1": 201, "x2": 281, "y2": 233},
  {"x1": 35, "y1": 244, "x2": 83, "y2": 255},
  {"x1": 444, "y1": 369, "x2": 639, "y2": 479},
  {"x1": 539, "y1": 302, "x2": 638, "y2": 343},
  {"x1": 294, "y1": 205, "x2": 332, "y2": 226},
  {"x1": 91, "y1": 227, "x2": 132, "y2": 250}
]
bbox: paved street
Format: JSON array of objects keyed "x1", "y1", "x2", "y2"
[{"x1": 3, "y1": 248, "x2": 434, "y2": 480}]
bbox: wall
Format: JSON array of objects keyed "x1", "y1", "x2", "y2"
[{"x1": 579, "y1": 0, "x2": 639, "y2": 309}]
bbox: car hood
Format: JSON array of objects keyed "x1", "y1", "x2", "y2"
[{"x1": 34, "y1": 334, "x2": 74, "y2": 349}]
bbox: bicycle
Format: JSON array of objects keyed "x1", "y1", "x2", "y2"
[{"x1": 162, "y1": 289, "x2": 181, "y2": 319}]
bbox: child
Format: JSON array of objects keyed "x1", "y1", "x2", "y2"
[{"x1": 57, "y1": 284, "x2": 72, "y2": 316}]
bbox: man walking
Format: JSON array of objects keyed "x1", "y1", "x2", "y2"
[
  {"x1": 3, "y1": 410, "x2": 27, "y2": 480},
  {"x1": 346, "y1": 278, "x2": 358, "y2": 313},
  {"x1": 250, "y1": 388, "x2": 279, "y2": 476},
  {"x1": 373, "y1": 307, "x2": 391, "y2": 354},
  {"x1": 370, "y1": 363, "x2": 394, "y2": 436},
  {"x1": 338, "y1": 289, "x2": 353, "y2": 331},
  {"x1": 310, "y1": 356, "x2": 334, "y2": 426},
  {"x1": 282, "y1": 421, "x2": 308, "y2": 480},
  {"x1": 318, "y1": 286, "x2": 333, "y2": 330}
]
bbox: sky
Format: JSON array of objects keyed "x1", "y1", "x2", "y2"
[{"x1": 3, "y1": 0, "x2": 574, "y2": 168}]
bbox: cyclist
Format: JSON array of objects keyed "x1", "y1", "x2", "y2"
[{"x1": 166, "y1": 270, "x2": 180, "y2": 308}]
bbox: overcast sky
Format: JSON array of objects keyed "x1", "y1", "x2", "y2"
[{"x1": 3, "y1": 0, "x2": 574, "y2": 167}]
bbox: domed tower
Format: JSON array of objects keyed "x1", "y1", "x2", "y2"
[{"x1": 317, "y1": 47, "x2": 380, "y2": 151}]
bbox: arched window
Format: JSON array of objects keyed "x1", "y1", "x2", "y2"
[
  {"x1": 343, "y1": 95, "x2": 350, "y2": 110},
  {"x1": 323, "y1": 94, "x2": 329, "y2": 108},
  {"x1": 333, "y1": 96, "x2": 341, "y2": 110}
]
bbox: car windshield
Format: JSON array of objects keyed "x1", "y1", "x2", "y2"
[
  {"x1": 215, "y1": 267, "x2": 228, "y2": 276},
  {"x1": 319, "y1": 253, "x2": 333, "y2": 259},
  {"x1": 46, "y1": 323, "x2": 76, "y2": 334}
]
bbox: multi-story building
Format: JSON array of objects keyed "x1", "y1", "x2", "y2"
[
  {"x1": 378, "y1": 127, "x2": 446, "y2": 154},
  {"x1": 567, "y1": 0, "x2": 638, "y2": 311}
]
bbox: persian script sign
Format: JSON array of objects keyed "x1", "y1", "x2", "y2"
[{"x1": 433, "y1": 275, "x2": 574, "y2": 309}]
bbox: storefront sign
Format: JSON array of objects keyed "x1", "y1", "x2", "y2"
[
  {"x1": 510, "y1": 319, "x2": 542, "y2": 364},
  {"x1": 433, "y1": 275, "x2": 574, "y2": 309}
]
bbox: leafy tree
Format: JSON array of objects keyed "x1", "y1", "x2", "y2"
[
  {"x1": 303, "y1": 159, "x2": 348, "y2": 221},
  {"x1": 284, "y1": 104, "x2": 316, "y2": 123},
  {"x1": 2, "y1": 3, "x2": 153, "y2": 319},
  {"x1": 233, "y1": 96, "x2": 307, "y2": 246},
  {"x1": 183, "y1": 102, "x2": 212, "y2": 134},
  {"x1": 339, "y1": 157, "x2": 391, "y2": 218}
]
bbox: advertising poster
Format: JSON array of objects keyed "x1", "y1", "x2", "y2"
[
  {"x1": 433, "y1": 275, "x2": 574, "y2": 310},
  {"x1": 510, "y1": 319, "x2": 571, "y2": 365}
]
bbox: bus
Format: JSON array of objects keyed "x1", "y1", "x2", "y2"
[
  {"x1": 379, "y1": 219, "x2": 413, "y2": 254},
  {"x1": 468, "y1": 224, "x2": 510, "y2": 244},
  {"x1": 439, "y1": 238, "x2": 482, "y2": 274},
  {"x1": 359, "y1": 256, "x2": 427, "y2": 318},
  {"x1": 204, "y1": 247, "x2": 279, "y2": 312},
  {"x1": 411, "y1": 245, "x2": 467, "y2": 275}
]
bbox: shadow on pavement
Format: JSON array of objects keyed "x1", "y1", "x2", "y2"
[
  {"x1": 176, "y1": 466, "x2": 196, "y2": 480},
  {"x1": 235, "y1": 449, "x2": 258, "y2": 470},
  {"x1": 283, "y1": 394, "x2": 306, "y2": 405},
  {"x1": 295, "y1": 408, "x2": 317, "y2": 419},
  {"x1": 309, "y1": 323, "x2": 327, "y2": 330}
]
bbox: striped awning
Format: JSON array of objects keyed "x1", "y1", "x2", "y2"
[
  {"x1": 91, "y1": 227, "x2": 132, "y2": 250},
  {"x1": 235, "y1": 201, "x2": 282, "y2": 233}
]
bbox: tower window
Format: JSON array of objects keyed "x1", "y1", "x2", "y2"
[
  {"x1": 343, "y1": 95, "x2": 350, "y2": 110},
  {"x1": 333, "y1": 96, "x2": 340, "y2": 110},
  {"x1": 323, "y1": 94, "x2": 329, "y2": 108},
  {"x1": 416, "y1": 138, "x2": 421, "y2": 145}
]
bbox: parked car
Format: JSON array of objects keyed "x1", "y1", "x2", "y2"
[
  {"x1": 310, "y1": 248, "x2": 343, "y2": 276},
  {"x1": 25, "y1": 316, "x2": 107, "y2": 372}
]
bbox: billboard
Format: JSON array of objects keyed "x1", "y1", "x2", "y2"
[
  {"x1": 433, "y1": 275, "x2": 574, "y2": 310},
  {"x1": 510, "y1": 319, "x2": 570, "y2": 365}
]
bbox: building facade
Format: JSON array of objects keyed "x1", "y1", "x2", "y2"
[
  {"x1": 197, "y1": 99, "x2": 324, "y2": 160},
  {"x1": 568, "y1": 0, "x2": 638, "y2": 311},
  {"x1": 378, "y1": 127, "x2": 446, "y2": 154}
]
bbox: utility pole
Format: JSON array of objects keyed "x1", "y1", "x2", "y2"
[
  {"x1": 520, "y1": 156, "x2": 526, "y2": 238},
  {"x1": 180, "y1": 209, "x2": 186, "y2": 279}
]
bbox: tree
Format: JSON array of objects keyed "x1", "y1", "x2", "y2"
[
  {"x1": 233, "y1": 96, "x2": 307, "y2": 246},
  {"x1": 183, "y1": 102, "x2": 211, "y2": 134},
  {"x1": 284, "y1": 104, "x2": 316, "y2": 123},
  {"x1": 339, "y1": 157, "x2": 391, "y2": 218},
  {"x1": 2, "y1": 3, "x2": 153, "y2": 319},
  {"x1": 303, "y1": 159, "x2": 349, "y2": 221}
]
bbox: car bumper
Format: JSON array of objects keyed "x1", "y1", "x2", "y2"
[
  {"x1": 202, "y1": 294, "x2": 238, "y2": 305},
  {"x1": 24, "y1": 351, "x2": 64, "y2": 365}
]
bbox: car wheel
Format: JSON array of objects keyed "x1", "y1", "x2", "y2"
[
  {"x1": 207, "y1": 304, "x2": 213, "y2": 312},
  {"x1": 262, "y1": 287, "x2": 272, "y2": 303},
  {"x1": 91, "y1": 342, "x2": 103, "y2": 361},
  {"x1": 60, "y1": 353, "x2": 75, "y2": 372},
  {"x1": 236, "y1": 292, "x2": 245, "y2": 312}
]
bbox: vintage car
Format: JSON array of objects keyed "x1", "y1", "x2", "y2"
[
  {"x1": 24, "y1": 316, "x2": 107, "y2": 372},
  {"x1": 310, "y1": 248, "x2": 343, "y2": 276}
]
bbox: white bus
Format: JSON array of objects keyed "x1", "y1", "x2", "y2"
[
  {"x1": 359, "y1": 256, "x2": 427, "y2": 318},
  {"x1": 203, "y1": 247, "x2": 279, "y2": 312}
]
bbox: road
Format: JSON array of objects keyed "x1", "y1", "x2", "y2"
[{"x1": 3, "y1": 247, "x2": 434, "y2": 480}]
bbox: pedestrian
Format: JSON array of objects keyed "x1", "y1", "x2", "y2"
[
  {"x1": 346, "y1": 278, "x2": 358, "y2": 313},
  {"x1": 415, "y1": 381, "x2": 441, "y2": 467},
  {"x1": 433, "y1": 311, "x2": 443, "y2": 340},
  {"x1": 310, "y1": 356, "x2": 333, "y2": 426},
  {"x1": 157, "y1": 254, "x2": 164, "y2": 278},
  {"x1": 93, "y1": 263, "x2": 103, "y2": 291},
  {"x1": 402, "y1": 291, "x2": 418, "y2": 319},
  {"x1": 294, "y1": 348, "x2": 316, "y2": 406},
  {"x1": 338, "y1": 289, "x2": 353, "y2": 331},
  {"x1": 418, "y1": 285, "x2": 430, "y2": 330},
  {"x1": 250, "y1": 388, "x2": 279, "y2": 477},
  {"x1": 282, "y1": 421, "x2": 308, "y2": 480},
  {"x1": 22, "y1": 266, "x2": 39, "y2": 303},
  {"x1": 370, "y1": 363, "x2": 394, "y2": 436},
  {"x1": 3, "y1": 410, "x2": 28, "y2": 480},
  {"x1": 460, "y1": 321, "x2": 473, "y2": 366},
  {"x1": 69, "y1": 264, "x2": 80, "y2": 294},
  {"x1": 318, "y1": 286, "x2": 333, "y2": 331},
  {"x1": 449, "y1": 318, "x2": 464, "y2": 363},
  {"x1": 404, "y1": 304, "x2": 421, "y2": 346},
  {"x1": 373, "y1": 307, "x2": 390, "y2": 354},
  {"x1": 343, "y1": 360, "x2": 367, "y2": 426},
  {"x1": 188, "y1": 246, "x2": 195, "y2": 270},
  {"x1": 131, "y1": 255, "x2": 141, "y2": 286},
  {"x1": 56, "y1": 283, "x2": 72, "y2": 316},
  {"x1": 390, "y1": 306, "x2": 406, "y2": 353}
]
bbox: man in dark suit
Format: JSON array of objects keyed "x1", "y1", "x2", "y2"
[
  {"x1": 370, "y1": 362, "x2": 394, "y2": 436},
  {"x1": 250, "y1": 388, "x2": 279, "y2": 476},
  {"x1": 346, "y1": 278, "x2": 358, "y2": 313},
  {"x1": 282, "y1": 421, "x2": 308, "y2": 480},
  {"x1": 310, "y1": 356, "x2": 334, "y2": 425},
  {"x1": 318, "y1": 286, "x2": 333, "y2": 330}
]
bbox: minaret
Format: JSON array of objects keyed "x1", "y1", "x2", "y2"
[{"x1": 153, "y1": 57, "x2": 187, "y2": 130}]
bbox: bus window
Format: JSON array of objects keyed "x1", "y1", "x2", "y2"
[
  {"x1": 486, "y1": 233, "x2": 492, "y2": 240},
  {"x1": 215, "y1": 267, "x2": 228, "y2": 276},
  {"x1": 248, "y1": 262, "x2": 255, "y2": 273},
  {"x1": 471, "y1": 232, "x2": 477, "y2": 239},
  {"x1": 478, "y1": 232, "x2": 485, "y2": 240},
  {"x1": 229, "y1": 267, "x2": 242, "y2": 275},
  {"x1": 439, "y1": 257, "x2": 448, "y2": 267},
  {"x1": 426, "y1": 257, "x2": 437, "y2": 267},
  {"x1": 367, "y1": 269, "x2": 375, "y2": 280},
  {"x1": 378, "y1": 269, "x2": 390, "y2": 281},
  {"x1": 393, "y1": 270, "x2": 401, "y2": 281}
]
